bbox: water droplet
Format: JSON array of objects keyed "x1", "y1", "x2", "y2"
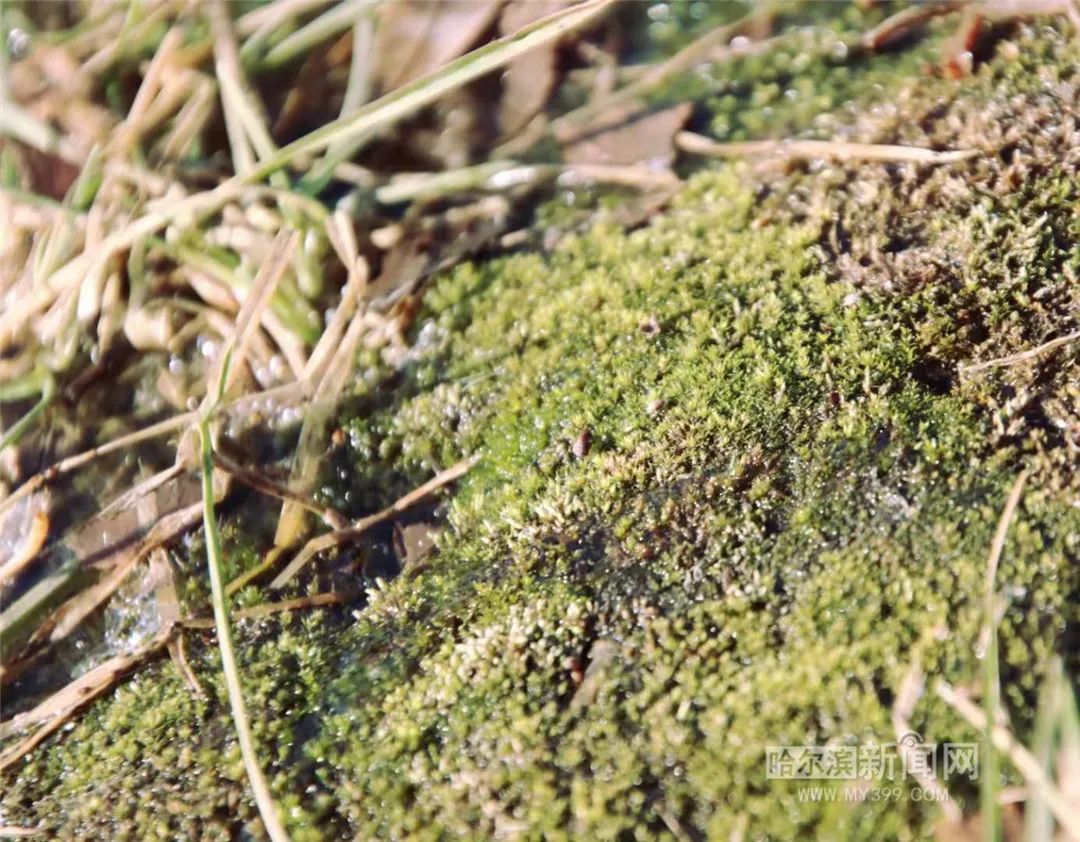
[{"x1": 7, "y1": 28, "x2": 31, "y2": 59}]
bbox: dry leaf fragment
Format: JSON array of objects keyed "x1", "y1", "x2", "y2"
[
  {"x1": 498, "y1": 1, "x2": 570, "y2": 138},
  {"x1": 0, "y1": 494, "x2": 50, "y2": 589},
  {"x1": 393, "y1": 519, "x2": 442, "y2": 571},
  {"x1": 371, "y1": 0, "x2": 503, "y2": 94},
  {"x1": 563, "y1": 102, "x2": 691, "y2": 168},
  {"x1": 150, "y1": 548, "x2": 204, "y2": 698}
]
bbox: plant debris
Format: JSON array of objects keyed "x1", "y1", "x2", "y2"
[{"x1": 1, "y1": 1, "x2": 1078, "y2": 837}]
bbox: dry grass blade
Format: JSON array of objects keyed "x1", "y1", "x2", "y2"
[
  {"x1": 0, "y1": 512, "x2": 49, "y2": 589},
  {"x1": 209, "y1": 0, "x2": 257, "y2": 174},
  {"x1": 0, "y1": 626, "x2": 175, "y2": 770},
  {"x1": 379, "y1": 161, "x2": 681, "y2": 206},
  {"x1": 270, "y1": 454, "x2": 479, "y2": 590},
  {"x1": 675, "y1": 132, "x2": 980, "y2": 165},
  {"x1": 0, "y1": 96, "x2": 85, "y2": 166},
  {"x1": 559, "y1": 163, "x2": 680, "y2": 189},
  {"x1": 98, "y1": 463, "x2": 184, "y2": 518},
  {"x1": 226, "y1": 546, "x2": 289, "y2": 597},
  {"x1": 280, "y1": 271, "x2": 366, "y2": 542},
  {"x1": 983, "y1": 472, "x2": 1028, "y2": 624},
  {"x1": 375, "y1": 160, "x2": 518, "y2": 205},
  {"x1": 891, "y1": 656, "x2": 962, "y2": 821},
  {"x1": 274, "y1": 236, "x2": 368, "y2": 552},
  {"x1": 302, "y1": 213, "x2": 366, "y2": 384},
  {"x1": 0, "y1": 826, "x2": 42, "y2": 837},
  {"x1": 109, "y1": 28, "x2": 184, "y2": 157},
  {"x1": 203, "y1": 230, "x2": 297, "y2": 408},
  {"x1": 937, "y1": 680, "x2": 1080, "y2": 837},
  {"x1": 81, "y1": 1, "x2": 179, "y2": 78}
]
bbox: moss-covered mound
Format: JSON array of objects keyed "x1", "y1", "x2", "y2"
[{"x1": 3, "y1": 19, "x2": 1079, "y2": 842}]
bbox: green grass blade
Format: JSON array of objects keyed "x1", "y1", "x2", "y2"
[
  {"x1": 260, "y1": 0, "x2": 371, "y2": 69},
  {"x1": 0, "y1": 373, "x2": 56, "y2": 450},
  {"x1": 198, "y1": 415, "x2": 289, "y2": 842},
  {"x1": 1025, "y1": 658, "x2": 1063, "y2": 842},
  {"x1": 981, "y1": 471, "x2": 1028, "y2": 842},
  {"x1": 983, "y1": 613, "x2": 1002, "y2": 842}
]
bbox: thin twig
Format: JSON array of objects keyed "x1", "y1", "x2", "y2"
[
  {"x1": 211, "y1": 450, "x2": 347, "y2": 530},
  {"x1": 960, "y1": 329, "x2": 1080, "y2": 373},
  {"x1": 270, "y1": 455, "x2": 479, "y2": 590},
  {"x1": 676, "y1": 132, "x2": 980, "y2": 165},
  {"x1": 182, "y1": 589, "x2": 361, "y2": 629}
]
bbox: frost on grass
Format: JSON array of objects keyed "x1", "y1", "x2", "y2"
[{"x1": 3, "y1": 22, "x2": 1079, "y2": 842}]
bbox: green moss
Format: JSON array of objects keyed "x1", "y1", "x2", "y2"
[{"x1": 4, "y1": 17, "x2": 1080, "y2": 842}]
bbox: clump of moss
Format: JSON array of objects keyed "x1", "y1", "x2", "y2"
[{"x1": 4, "y1": 17, "x2": 1079, "y2": 842}]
